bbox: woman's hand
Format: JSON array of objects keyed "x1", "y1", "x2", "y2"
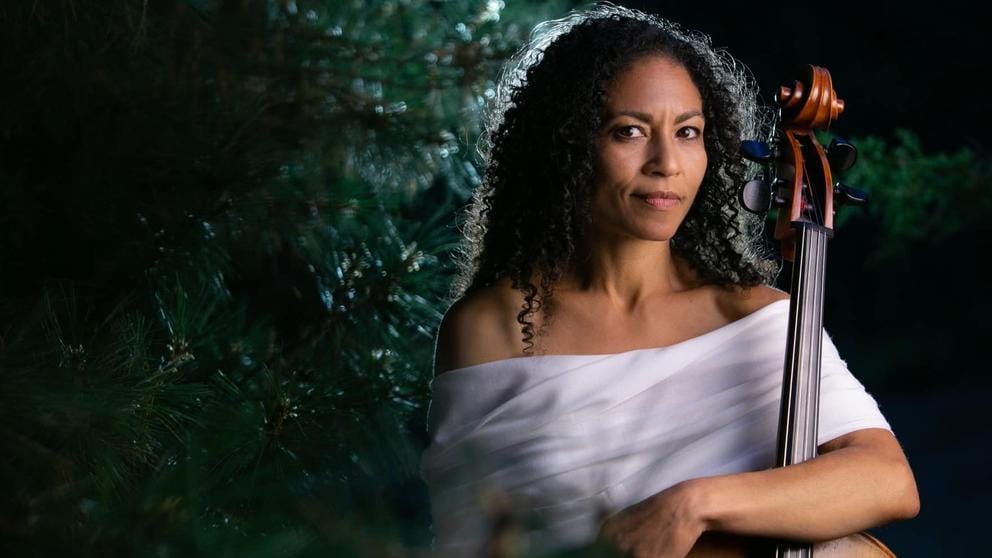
[
  {"x1": 595, "y1": 481, "x2": 706, "y2": 558},
  {"x1": 595, "y1": 429, "x2": 918, "y2": 557}
]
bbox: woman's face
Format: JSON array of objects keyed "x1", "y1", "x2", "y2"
[{"x1": 588, "y1": 55, "x2": 707, "y2": 242}]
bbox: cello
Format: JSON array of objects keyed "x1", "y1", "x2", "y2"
[{"x1": 687, "y1": 65, "x2": 895, "y2": 557}]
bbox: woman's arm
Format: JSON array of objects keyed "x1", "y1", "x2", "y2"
[
  {"x1": 691, "y1": 427, "x2": 919, "y2": 538},
  {"x1": 597, "y1": 428, "x2": 919, "y2": 557}
]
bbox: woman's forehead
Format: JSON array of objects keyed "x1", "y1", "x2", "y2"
[{"x1": 605, "y1": 57, "x2": 703, "y2": 114}]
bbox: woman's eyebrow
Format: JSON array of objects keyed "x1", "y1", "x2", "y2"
[{"x1": 606, "y1": 109, "x2": 704, "y2": 123}]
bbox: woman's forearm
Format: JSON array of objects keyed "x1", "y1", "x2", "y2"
[{"x1": 686, "y1": 428, "x2": 919, "y2": 541}]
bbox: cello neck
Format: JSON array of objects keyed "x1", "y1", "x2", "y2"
[
  {"x1": 774, "y1": 222, "x2": 831, "y2": 558},
  {"x1": 776, "y1": 221, "x2": 830, "y2": 468}
]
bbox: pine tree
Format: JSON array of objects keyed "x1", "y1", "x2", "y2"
[{"x1": 0, "y1": 1, "x2": 571, "y2": 556}]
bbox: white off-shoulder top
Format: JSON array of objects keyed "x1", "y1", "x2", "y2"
[{"x1": 419, "y1": 299, "x2": 891, "y2": 556}]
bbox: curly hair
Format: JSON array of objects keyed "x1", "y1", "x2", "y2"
[{"x1": 450, "y1": 2, "x2": 781, "y2": 354}]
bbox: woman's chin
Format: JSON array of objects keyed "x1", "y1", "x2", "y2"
[{"x1": 630, "y1": 228, "x2": 678, "y2": 242}]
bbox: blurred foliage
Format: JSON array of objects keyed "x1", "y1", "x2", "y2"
[
  {"x1": 805, "y1": 129, "x2": 991, "y2": 388},
  {"x1": 829, "y1": 129, "x2": 991, "y2": 263},
  {"x1": 0, "y1": 0, "x2": 572, "y2": 556}
]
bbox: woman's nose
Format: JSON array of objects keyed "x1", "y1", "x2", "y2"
[{"x1": 643, "y1": 136, "x2": 680, "y2": 177}]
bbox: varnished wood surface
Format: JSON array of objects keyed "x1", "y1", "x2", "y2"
[{"x1": 684, "y1": 531, "x2": 896, "y2": 557}]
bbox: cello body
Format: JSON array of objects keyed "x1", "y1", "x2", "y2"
[{"x1": 686, "y1": 531, "x2": 895, "y2": 557}]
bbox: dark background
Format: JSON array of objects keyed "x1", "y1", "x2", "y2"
[
  {"x1": 624, "y1": 1, "x2": 991, "y2": 554},
  {"x1": 627, "y1": 0, "x2": 990, "y2": 154}
]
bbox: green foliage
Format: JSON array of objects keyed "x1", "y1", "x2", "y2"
[
  {"x1": 823, "y1": 129, "x2": 990, "y2": 263},
  {"x1": 0, "y1": 0, "x2": 572, "y2": 556},
  {"x1": 808, "y1": 129, "x2": 992, "y2": 388}
]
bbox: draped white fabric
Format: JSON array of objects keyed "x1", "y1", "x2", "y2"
[{"x1": 419, "y1": 299, "x2": 891, "y2": 556}]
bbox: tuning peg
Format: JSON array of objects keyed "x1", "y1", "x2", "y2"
[
  {"x1": 739, "y1": 178, "x2": 772, "y2": 213},
  {"x1": 827, "y1": 137, "x2": 858, "y2": 172},
  {"x1": 740, "y1": 140, "x2": 774, "y2": 164},
  {"x1": 834, "y1": 182, "x2": 869, "y2": 207}
]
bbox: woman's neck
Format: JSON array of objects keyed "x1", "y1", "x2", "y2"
[{"x1": 560, "y1": 238, "x2": 702, "y2": 313}]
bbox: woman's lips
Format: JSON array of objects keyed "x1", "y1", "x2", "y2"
[{"x1": 634, "y1": 194, "x2": 680, "y2": 210}]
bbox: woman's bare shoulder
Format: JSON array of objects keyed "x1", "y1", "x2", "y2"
[
  {"x1": 717, "y1": 284, "x2": 790, "y2": 320},
  {"x1": 433, "y1": 278, "x2": 523, "y2": 376}
]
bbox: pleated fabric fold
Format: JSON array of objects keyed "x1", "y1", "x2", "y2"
[{"x1": 420, "y1": 300, "x2": 891, "y2": 556}]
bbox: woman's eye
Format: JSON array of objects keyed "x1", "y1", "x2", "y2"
[
  {"x1": 613, "y1": 125, "x2": 644, "y2": 139},
  {"x1": 679, "y1": 126, "x2": 702, "y2": 139}
]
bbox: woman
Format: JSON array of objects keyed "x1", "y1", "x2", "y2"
[{"x1": 420, "y1": 3, "x2": 919, "y2": 557}]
